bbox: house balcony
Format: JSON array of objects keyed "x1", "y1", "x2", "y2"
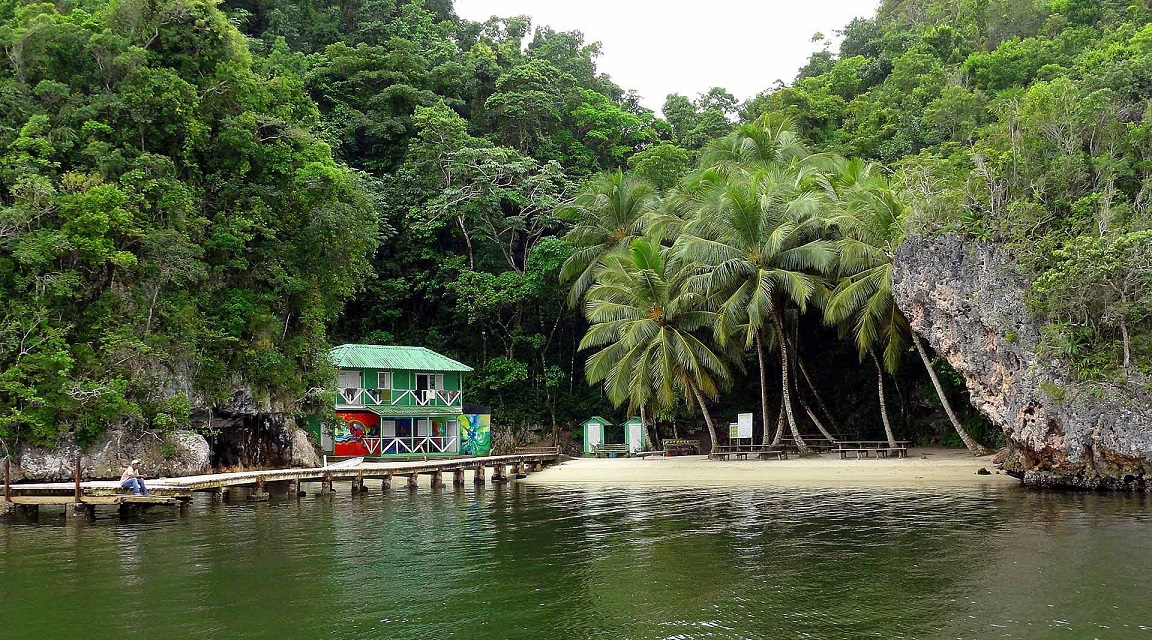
[{"x1": 337, "y1": 387, "x2": 462, "y2": 410}]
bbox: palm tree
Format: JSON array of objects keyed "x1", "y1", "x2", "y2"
[
  {"x1": 673, "y1": 167, "x2": 836, "y2": 453},
  {"x1": 824, "y1": 159, "x2": 988, "y2": 455},
  {"x1": 580, "y1": 238, "x2": 732, "y2": 453},
  {"x1": 558, "y1": 170, "x2": 659, "y2": 306}
]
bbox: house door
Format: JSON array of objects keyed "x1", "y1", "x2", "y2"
[
  {"x1": 627, "y1": 422, "x2": 644, "y2": 453},
  {"x1": 586, "y1": 423, "x2": 603, "y2": 452}
]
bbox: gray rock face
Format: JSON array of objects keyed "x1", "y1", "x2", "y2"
[
  {"x1": 893, "y1": 234, "x2": 1152, "y2": 490},
  {"x1": 13, "y1": 429, "x2": 211, "y2": 482}
]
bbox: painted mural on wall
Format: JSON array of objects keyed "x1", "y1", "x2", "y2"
[
  {"x1": 334, "y1": 411, "x2": 379, "y2": 456},
  {"x1": 460, "y1": 414, "x2": 491, "y2": 456}
]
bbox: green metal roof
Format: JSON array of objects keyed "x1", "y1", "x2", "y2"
[
  {"x1": 329, "y1": 344, "x2": 473, "y2": 372},
  {"x1": 583, "y1": 416, "x2": 612, "y2": 426},
  {"x1": 364, "y1": 405, "x2": 463, "y2": 417}
]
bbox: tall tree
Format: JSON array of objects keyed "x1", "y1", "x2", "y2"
[{"x1": 580, "y1": 239, "x2": 731, "y2": 453}]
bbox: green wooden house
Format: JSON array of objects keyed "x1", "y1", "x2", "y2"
[
  {"x1": 582, "y1": 416, "x2": 612, "y2": 454},
  {"x1": 322, "y1": 344, "x2": 488, "y2": 457},
  {"x1": 623, "y1": 417, "x2": 648, "y2": 453}
]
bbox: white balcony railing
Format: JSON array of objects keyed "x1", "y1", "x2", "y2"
[{"x1": 356, "y1": 436, "x2": 459, "y2": 455}]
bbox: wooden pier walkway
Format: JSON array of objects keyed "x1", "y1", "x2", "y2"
[{"x1": 1, "y1": 452, "x2": 561, "y2": 520}]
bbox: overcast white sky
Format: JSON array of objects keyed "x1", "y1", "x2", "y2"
[{"x1": 454, "y1": 1, "x2": 880, "y2": 113}]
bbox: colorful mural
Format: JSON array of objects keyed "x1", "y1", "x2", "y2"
[
  {"x1": 459, "y1": 413, "x2": 491, "y2": 456},
  {"x1": 333, "y1": 412, "x2": 379, "y2": 456}
]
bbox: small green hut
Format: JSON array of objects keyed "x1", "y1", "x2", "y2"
[
  {"x1": 623, "y1": 417, "x2": 648, "y2": 453},
  {"x1": 582, "y1": 416, "x2": 612, "y2": 454}
]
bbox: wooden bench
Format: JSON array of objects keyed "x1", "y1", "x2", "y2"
[
  {"x1": 836, "y1": 446, "x2": 909, "y2": 459},
  {"x1": 590, "y1": 444, "x2": 630, "y2": 458},
  {"x1": 662, "y1": 440, "x2": 700, "y2": 456},
  {"x1": 515, "y1": 446, "x2": 560, "y2": 455},
  {"x1": 710, "y1": 445, "x2": 787, "y2": 461}
]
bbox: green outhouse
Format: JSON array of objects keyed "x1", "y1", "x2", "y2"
[
  {"x1": 582, "y1": 416, "x2": 612, "y2": 454},
  {"x1": 623, "y1": 417, "x2": 648, "y2": 453}
]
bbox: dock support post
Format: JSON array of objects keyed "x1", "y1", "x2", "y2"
[
  {"x1": 353, "y1": 471, "x2": 366, "y2": 494},
  {"x1": 453, "y1": 469, "x2": 465, "y2": 487},
  {"x1": 513, "y1": 463, "x2": 526, "y2": 479},
  {"x1": 322, "y1": 473, "x2": 333, "y2": 494},
  {"x1": 249, "y1": 477, "x2": 270, "y2": 502},
  {"x1": 473, "y1": 467, "x2": 485, "y2": 485},
  {"x1": 3, "y1": 457, "x2": 11, "y2": 504},
  {"x1": 74, "y1": 455, "x2": 82, "y2": 502},
  {"x1": 406, "y1": 474, "x2": 418, "y2": 490},
  {"x1": 381, "y1": 474, "x2": 391, "y2": 491},
  {"x1": 70, "y1": 502, "x2": 95, "y2": 520},
  {"x1": 534, "y1": 462, "x2": 544, "y2": 472},
  {"x1": 287, "y1": 479, "x2": 299, "y2": 496},
  {"x1": 492, "y1": 465, "x2": 508, "y2": 483},
  {"x1": 211, "y1": 487, "x2": 228, "y2": 503},
  {"x1": 430, "y1": 471, "x2": 443, "y2": 489}
]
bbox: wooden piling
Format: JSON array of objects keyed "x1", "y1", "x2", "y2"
[
  {"x1": 406, "y1": 474, "x2": 418, "y2": 490},
  {"x1": 249, "y1": 476, "x2": 269, "y2": 502},
  {"x1": 492, "y1": 465, "x2": 508, "y2": 483},
  {"x1": 430, "y1": 471, "x2": 443, "y2": 489},
  {"x1": 473, "y1": 467, "x2": 485, "y2": 485},
  {"x1": 70, "y1": 502, "x2": 95, "y2": 520},
  {"x1": 74, "y1": 455, "x2": 82, "y2": 503},
  {"x1": 322, "y1": 473, "x2": 333, "y2": 493},
  {"x1": 4, "y1": 457, "x2": 11, "y2": 503},
  {"x1": 353, "y1": 471, "x2": 366, "y2": 494},
  {"x1": 381, "y1": 474, "x2": 391, "y2": 491},
  {"x1": 453, "y1": 469, "x2": 465, "y2": 487},
  {"x1": 533, "y1": 462, "x2": 544, "y2": 472}
]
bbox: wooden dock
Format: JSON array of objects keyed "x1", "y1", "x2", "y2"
[{"x1": 1, "y1": 452, "x2": 561, "y2": 520}]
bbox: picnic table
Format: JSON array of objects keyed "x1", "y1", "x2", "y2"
[
  {"x1": 662, "y1": 439, "x2": 700, "y2": 456},
  {"x1": 710, "y1": 444, "x2": 788, "y2": 461},
  {"x1": 834, "y1": 440, "x2": 910, "y2": 459},
  {"x1": 779, "y1": 436, "x2": 838, "y2": 453}
]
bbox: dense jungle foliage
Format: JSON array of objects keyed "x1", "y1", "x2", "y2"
[{"x1": 1, "y1": 0, "x2": 1148, "y2": 452}]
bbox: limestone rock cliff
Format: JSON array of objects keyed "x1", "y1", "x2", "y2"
[{"x1": 893, "y1": 234, "x2": 1152, "y2": 490}]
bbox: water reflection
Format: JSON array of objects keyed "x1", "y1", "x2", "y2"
[{"x1": 0, "y1": 484, "x2": 1150, "y2": 639}]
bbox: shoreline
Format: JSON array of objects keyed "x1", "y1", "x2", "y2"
[{"x1": 521, "y1": 447, "x2": 1018, "y2": 490}]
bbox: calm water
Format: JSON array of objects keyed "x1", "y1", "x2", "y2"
[{"x1": 1, "y1": 482, "x2": 1150, "y2": 640}]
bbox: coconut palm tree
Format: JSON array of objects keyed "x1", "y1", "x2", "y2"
[
  {"x1": 580, "y1": 238, "x2": 732, "y2": 453},
  {"x1": 824, "y1": 159, "x2": 989, "y2": 455},
  {"x1": 558, "y1": 170, "x2": 659, "y2": 306},
  {"x1": 673, "y1": 167, "x2": 836, "y2": 453}
]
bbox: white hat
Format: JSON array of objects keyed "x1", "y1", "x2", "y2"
[{"x1": 131, "y1": 459, "x2": 142, "y2": 465}]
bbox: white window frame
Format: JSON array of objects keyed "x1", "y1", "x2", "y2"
[
  {"x1": 378, "y1": 371, "x2": 392, "y2": 390},
  {"x1": 338, "y1": 370, "x2": 361, "y2": 389}
]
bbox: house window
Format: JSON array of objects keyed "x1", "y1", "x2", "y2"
[
  {"x1": 338, "y1": 370, "x2": 361, "y2": 389},
  {"x1": 378, "y1": 371, "x2": 392, "y2": 390},
  {"x1": 415, "y1": 373, "x2": 442, "y2": 391}
]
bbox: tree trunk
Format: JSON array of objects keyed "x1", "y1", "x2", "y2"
[
  {"x1": 690, "y1": 384, "x2": 719, "y2": 455},
  {"x1": 797, "y1": 354, "x2": 842, "y2": 437},
  {"x1": 771, "y1": 407, "x2": 785, "y2": 446},
  {"x1": 755, "y1": 331, "x2": 772, "y2": 447},
  {"x1": 1121, "y1": 320, "x2": 1131, "y2": 372},
  {"x1": 871, "y1": 351, "x2": 898, "y2": 448},
  {"x1": 913, "y1": 334, "x2": 988, "y2": 456},
  {"x1": 773, "y1": 310, "x2": 807, "y2": 453},
  {"x1": 640, "y1": 404, "x2": 658, "y2": 452},
  {"x1": 798, "y1": 393, "x2": 838, "y2": 443}
]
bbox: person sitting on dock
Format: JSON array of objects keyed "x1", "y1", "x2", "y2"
[{"x1": 120, "y1": 459, "x2": 148, "y2": 496}]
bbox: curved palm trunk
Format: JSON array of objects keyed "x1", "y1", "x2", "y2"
[
  {"x1": 772, "y1": 310, "x2": 807, "y2": 453},
  {"x1": 799, "y1": 394, "x2": 838, "y2": 443},
  {"x1": 754, "y1": 331, "x2": 772, "y2": 448},
  {"x1": 690, "y1": 384, "x2": 720, "y2": 455},
  {"x1": 913, "y1": 334, "x2": 988, "y2": 456},
  {"x1": 797, "y1": 355, "x2": 843, "y2": 438},
  {"x1": 870, "y1": 351, "x2": 898, "y2": 448},
  {"x1": 771, "y1": 407, "x2": 785, "y2": 446}
]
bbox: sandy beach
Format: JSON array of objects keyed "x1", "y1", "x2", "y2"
[{"x1": 522, "y1": 447, "x2": 1018, "y2": 489}]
